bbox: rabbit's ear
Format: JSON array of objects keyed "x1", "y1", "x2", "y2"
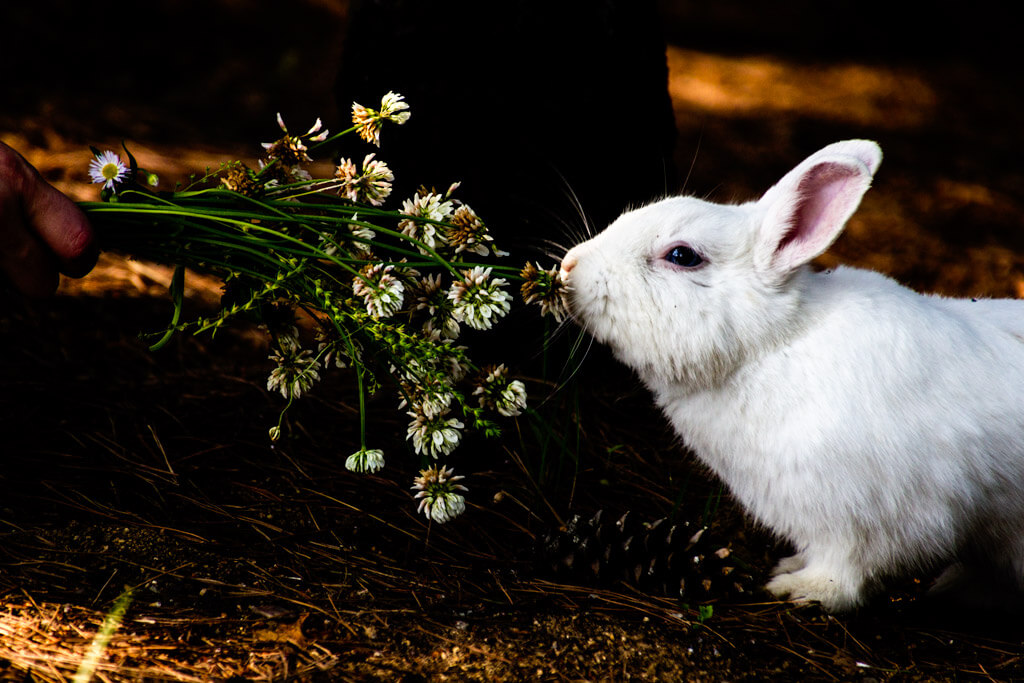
[{"x1": 754, "y1": 140, "x2": 882, "y2": 276}]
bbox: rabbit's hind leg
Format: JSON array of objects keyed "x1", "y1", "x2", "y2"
[{"x1": 765, "y1": 549, "x2": 867, "y2": 612}]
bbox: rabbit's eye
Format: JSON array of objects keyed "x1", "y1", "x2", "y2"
[{"x1": 665, "y1": 245, "x2": 703, "y2": 268}]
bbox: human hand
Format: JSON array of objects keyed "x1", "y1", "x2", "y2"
[{"x1": 0, "y1": 141, "x2": 97, "y2": 296}]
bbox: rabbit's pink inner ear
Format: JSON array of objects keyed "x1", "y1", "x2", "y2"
[{"x1": 771, "y1": 162, "x2": 868, "y2": 272}]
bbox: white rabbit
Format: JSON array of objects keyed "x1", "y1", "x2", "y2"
[{"x1": 559, "y1": 140, "x2": 1024, "y2": 611}]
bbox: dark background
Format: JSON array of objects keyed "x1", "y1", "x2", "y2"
[{"x1": 6, "y1": 0, "x2": 1024, "y2": 295}]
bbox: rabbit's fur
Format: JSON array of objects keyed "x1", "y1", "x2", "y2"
[{"x1": 560, "y1": 140, "x2": 1024, "y2": 611}]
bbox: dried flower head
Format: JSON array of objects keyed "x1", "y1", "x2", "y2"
[
  {"x1": 520, "y1": 262, "x2": 570, "y2": 322},
  {"x1": 473, "y1": 363, "x2": 528, "y2": 417},
  {"x1": 335, "y1": 153, "x2": 394, "y2": 206},
  {"x1": 407, "y1": 412, "x2": 464, "y2": 459},
  {"x1": 447, "y1": 266, "x2": 512, "y2": 331},
  {"x1": 219, "y1": 161, "x2": 263, "y2": 197},
  {"x1": 444, "y1": 204, "x2": 499, "y2": 256},
  {"x1": 353, "y1": 263, "x2": 405, "y2": 319},
  {"x1": 89, "y1": 150, "x2": 129, "y2": 190},
  {"x1": 266, "y1": 346, "x2": 322, "y2": 400},
  {"x1": 399, "y1": 189, "x2": 453, "y2": 252},
  {"x1": 411, "y1": 465, "x2": 467, "y2": 524},
  {"x1": 345, "y1": 447, "x2": 386, "y2": 474},
  {"x1": 352, "y1": 91, "x2": 411, "y2": 147},
  {"x1": 261, "y1": 114, "x2": 327, "y2": 184}
]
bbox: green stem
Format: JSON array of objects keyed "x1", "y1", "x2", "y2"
[
  {"x1": 148, "y1": 265, "x2": 185, "y2": 351},
  {"x1": 310, "y1": 124, "x2": 359, "y2": 151}
]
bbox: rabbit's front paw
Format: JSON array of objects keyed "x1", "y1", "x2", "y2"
[
  {"x1": 765, "y1": 565, "x2": 863, "y2": 612},
  {"x1": 771, "y1": 554, "x2": 806, "y2": 576}
]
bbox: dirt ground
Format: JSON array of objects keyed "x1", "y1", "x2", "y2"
[{"x1": 4, "y1": 1, "x2": 1024, "y2": 681}]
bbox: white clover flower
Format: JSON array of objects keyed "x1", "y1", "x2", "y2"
[
  {"x1": 379, "y1": 91, "x2": 411, "y2": 124},
  {"x1": 317, "y1": 340, "x2": 348, "y2": 369},
  {"x1": 88, "y1": 150, "x2": 129, "y2": 190},
  {"x1": 407, "y1": 412, "x2": 464, "y2": 459},
  {"x1": 267, "y1": 347, "x2": 321, "y2": 400},
  {"x1": 335, "y1": 154, "x2": 394, "y2": 206},
  {"x1": 260, "y1": 114, "x2": 326, "y2": 185},
  {"x1": 411, "y1": 465, "x2": 467, "y2": 524},
  {"x1": 318, "y1": 232, "x2": 341, "y2": 258},
  {"x1": 421, "y1": 391, "x2": 454, "y2": 419},
  {"x1": 345, "y1": 447, "x2": 385, "y2": 474},
  {"x1": 499, "y1": 380, "x2": 528, "y2": 417},
  {"x1": 520, "y1": 262, "x2": 570, "y2": 322},
  {"x1": 352, "y1": 91, "x2": 410, "y2": 147},
  {"x1": 412, "y1": 274, "x2": 444, "y2": 312},
  {"x1": 304, "y1": 116, "x2": 330, "y2": 142},
  {"x1": 316, "y1": 329, "x2": 358, "y2": 369},
  {"x1": 352, "y1": 264, "x2": 405, "y2": 319},
  {"x1": 272, "y1": 324, "x2": 302, "y2": 353},
  {"x1": 351, "y1": 103, "x2": 380, "y2": 146},
  {"x1": 441, "y1": 348, "x2": 472, "y2": 383},
  {"x1": 319, "y1": 214, "x2": 376, "y2": 258},
  {"x1": 445, "y1": 204, "x2": 498, "y2": 256},
  {"x1": 350, "y1": 219, "x2": 376, "y2": 243},
  {"x1": 401, "y1": 376, "x2": 456, "y2": 420},
  {"x1": 261, "y1": 116, "x2": 312, "y2": 166},
  {"x1": 474, "y1": 364, "x2": 528, "y2": 416},
  {"x1": 257, "y1": 157, "x2": 313, "y2": 186},
  {"x1": 447, "y1": 267, "x2": 512, "y2": 330},
  {"x1": 423, "y1": 313, "x2": 461, "y2": 342},
  {"x1": 399, "y1": 191, "x2": 453, "y2": 252},
  {"x1": 414, "y1": 274, "x2": 460, "y2": 340}
]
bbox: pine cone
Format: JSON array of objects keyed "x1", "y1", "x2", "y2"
[{"x1": 539, "y1": 510, "x2": 755, "y2": 601}]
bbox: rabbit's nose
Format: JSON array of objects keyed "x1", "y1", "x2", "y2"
[{"x1": 559, "y1": 252, "x2": 578, "y2": 281}]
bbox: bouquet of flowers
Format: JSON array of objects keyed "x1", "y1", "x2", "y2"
[{"x1": 79, "y1": 92, "x2": 568, "y2": 523}]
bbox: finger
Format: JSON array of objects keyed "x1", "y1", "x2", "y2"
[
  {"x1": 18, "y1": 154, "x2": 98, "y2": 279},
  {"x1": 0, "y1": 187, "x2": 60, "y2": 296}
]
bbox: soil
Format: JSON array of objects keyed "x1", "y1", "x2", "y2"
[{"x1": 3, "y1": 1, "x2": 1024, "y2": 681}]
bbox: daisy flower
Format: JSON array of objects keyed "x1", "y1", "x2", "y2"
[
  {"x1": 411, "y1": 465, "x2": 467, "y2": 524},
  {"x1": 353, "y1": 263, "x2": 405, "y2": 319},
  {"x1": 345, "y1": 447, "x2": 386, "y2": 474},
  {"x1": 352, "y1": 91, "x2": 411, "y2": 147},
  {"x1": 335, "y1": 153, "x2": 394, "y2": 206},
  {"x1": 447, "y1": 267, "x2": 512, "y2": 331},
  {"x1": 406, "y1": 412, "x2": 464, "y2": 459},
  {"x1": 88, "y1": 150, "x2": 129, "y2": 190}
]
